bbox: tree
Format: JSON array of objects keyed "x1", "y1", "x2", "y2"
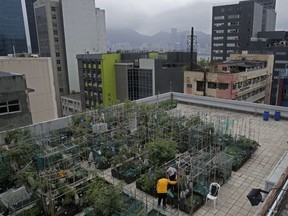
[{"x1": 197, "y1": 58, "x2": 210, "y2": 71}]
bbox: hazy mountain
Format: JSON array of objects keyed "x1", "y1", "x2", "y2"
[{"x1": 106, "y1": 28, "x2": 211, "y2": 54}]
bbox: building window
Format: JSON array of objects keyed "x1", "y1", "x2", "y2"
[
  {"x1": 208, "y1": 82, "x2": 217, "y2": 89},
  {"x1": 56, "y1": 52, "x2": 60, "y2": 57},
  {"x1": 214, "y1": 23, "x2": 224, "y2": 27},
  {"x1": 213, "y1": 36, "x2": 224, "y2": 40},
  {"x1": 55, "y1": 38, "x2": 59, "y2": 42},
  {"x1": 274, "y1": 68, "x2": 285, "y2": 72},
  {"x1": 59, "y1": 88, "x2": 64, "y2": 93},
  {"x1": 52, "y1": 14, "x2": 56, "y2": 19},
  {"x1": 196, "y1": 81, "x2": 204, "y2": 91},
  {"x1": 53, "y1": 22, "x2": 57, "y2": 28},
  {"x1": 227, "y1": 29, "x2": 239, "y2": 33},
  {"x1": 57, "y1": 60, "x2": 61, "y2": 64},
  {"x1": 214, "y1": 30, "x2": 224, "y2": 34},
  {"x1": 51, "y1": 7, "x2": 56, "y2": 11},
  {"x1": 228, "y1": 21, "x2": 240, "y2": 26},
  {"x1": 53, "y1": 30, "x2": 58, "y2": 35},
  {"x1": 227, "y1": 43, "x2": 235, "y2": 47},
  {"x1": 222, "y1": 67, "x2": 227, "y2": 71},
  {"x1": 187, "y1": 84, "x2": 192, "y2": 88},
  {"x1": 213, "y1": 43, "x2": 223, "y2": 47},
  {"x1": 57, "y1": 67, "x2": 61, "y2": 71},
  {"x1": 227, "y1": 36, "x2": 239, "y2": 40},
  {"x1": 275, "y1": 60, "x2": 288, "y2": 64},
  {"x1": 275, "y1": 52, "x2": 286, "y2": 56},
  {"x1": 0, "y1": 100, "x2": 21, "y2": 115},
  {"x1": 227, "y1": 50, "x2": 235, "y2": 54},
  {"x1": 218, "y1": 83, "x2": 229, "y2": 90},
  {"x1": 228, "y1": 14, "x2": 240, "y2": 19},
  {"x1": 214, "y1": 16, "x2": 224, "y2": 20},
  {"x1": 213, "y1": 50, "x2": 223, "y2": 54},
  {"x1": 213, "y1": 56, "x2": 223, "y2": 60}
]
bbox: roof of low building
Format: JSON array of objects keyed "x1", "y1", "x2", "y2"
[
  {"x1": 0, "y1": 71, "x2": 21, "y2": 77},
  {"x1": 61, "y1": 93, "x2": 81, "y2": 101}
]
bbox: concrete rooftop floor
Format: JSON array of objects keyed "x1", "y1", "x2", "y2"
[
  {"x1": 81, "y1": 103, "x2": 288, "y2": 216},
  {"x1": 177, "y1": 104, "x2": 288, "y2": 216}
]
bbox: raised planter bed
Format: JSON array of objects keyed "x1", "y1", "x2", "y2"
[
  {"x1": 178, "y1": 192, "x2": 204, "y2": 214},
  {"x1": 111, "y1": 157, "x2": 149, "y2": 184},
  {"x1": 135, "y1": 169, "x2": 163, "y2": 198},
  {"x1": 147, "y1": 209, "x2": 166, "y2": 216},
  {"x1": 224, "y1": 136, "x2": 259, "y2": 171}
]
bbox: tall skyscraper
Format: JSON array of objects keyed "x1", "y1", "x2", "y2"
[
  {"x1": 0, "y1": 0, "x2": 28, "y2": 56},
  {"x1": 62, "y1": 0, "x2": 107, "y2": 92},
  {"x1": 211, "y1": 1, "x2": 276, "y2": 61},
  {"x1": 34, "y1": 0, "x2": 70, "y2": 116},
  {"x1": 25, "y1": 0, "x2": 38, "y2": 53}
]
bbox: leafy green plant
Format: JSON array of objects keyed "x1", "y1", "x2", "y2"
[
  {"x1": 146, "y1": 139, "x2": 178, "y2": 166},
  {"x1": 180, "y1": 194, "x2": 204, "y2": 214},
  {"x1": 237, "y1": 136, "x2": 260, "y2": 152},
  {"x1": 224, "y1": 146, "x2": 247, "y2": 171},
  {"x1": 17, "y1": 200, "x2": 43, "y2": 216},
  {"x1": 84, "y1": 178, "x2": 123, "y2": 216},
  {"x1": 62, "y1": 188, "x2": 76, "y2": 207},
  {"x1": 136, "y1": 168, "x2": 163, "y2": 195}
]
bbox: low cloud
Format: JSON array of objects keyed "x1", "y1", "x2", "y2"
[
  {"x1": 97, "y1": 0, "x2": 287, "y2": 35},
  {"x1": 135, "y1": 2, "x2": 213, "y2": 35}
]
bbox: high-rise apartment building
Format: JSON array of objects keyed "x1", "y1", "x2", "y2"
[
  {"x1": 62, "y1": 0, "x2": 107, "y2": 92},
  {"x1": 25, "y1": 0, "x2": 38, "y2": 53},
  {"x1": 211, "y1": 1, "x2": 276, "y2": 61},
  {"x1": 34, "y1": 0, "x2": 70, "y2": 116},
  {"x1": 0, "y1": 0, "x2": 28, "y2": 56},
  {"x1": 250, "y1": 31, "x2": 288, "y2": 106}
]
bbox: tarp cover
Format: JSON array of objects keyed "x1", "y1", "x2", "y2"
[{"x1": 0, "y1": 186, "x2": 31, "y2": 208}]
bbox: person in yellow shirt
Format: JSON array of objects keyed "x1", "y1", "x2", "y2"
[{"x1": 157, "y1": 176, "x2": 177, "y2": 209}]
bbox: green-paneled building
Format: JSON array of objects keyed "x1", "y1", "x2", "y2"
[{"x1": 76, "y1": 53, "x2": 120, "y2": 110}]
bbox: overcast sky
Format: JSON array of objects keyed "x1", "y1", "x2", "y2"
[{"x1": 96, "y1": 0, "x2": 287, "y2": 35}]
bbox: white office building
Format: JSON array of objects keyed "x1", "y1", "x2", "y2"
[{"x1": 61, "y1": 0, "x2": 107, "y2": 92}]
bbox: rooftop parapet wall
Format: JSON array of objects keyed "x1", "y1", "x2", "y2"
[{"x1": 0, "y1": 92, "x2": 287, "y2": 143}]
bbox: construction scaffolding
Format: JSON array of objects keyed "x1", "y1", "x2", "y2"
[{"x1": 0, "y1": 100, "x2": 260, "y2": 216}]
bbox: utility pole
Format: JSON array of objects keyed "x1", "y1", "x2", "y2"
[
  {"x1": 187, "y1": 27, "x2": 197, "y2": 71},
  {"x1": 190, "y1": 27, "x2": 194, "y2": 71}
]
